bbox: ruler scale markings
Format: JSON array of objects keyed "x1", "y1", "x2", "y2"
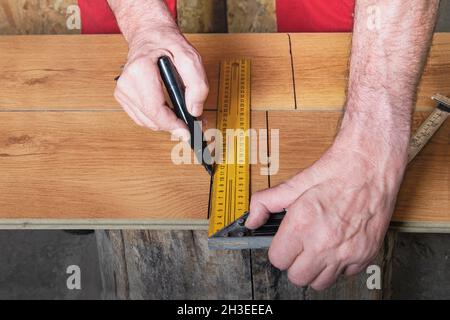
[{"x1": 209, "y1": 59, "x2": 251, "y2": 237}]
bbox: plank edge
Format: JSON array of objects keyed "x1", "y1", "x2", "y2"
[{"x1": 0, "y1": 219, "x2": 209, "y2": 230}]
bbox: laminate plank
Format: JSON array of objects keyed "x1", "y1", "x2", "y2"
[
  {"x1": 267, "y1": 111, "x2": 450, "y2": 223},
  {"x1": 0, "y1": 34, "x2": 295, "y2": 110},
  {"x1": 192, "y1": 34, "x2": 294, "y2": 109},
  {"x1": 0, "y1": 111, "x2": 268, "y2": 223},
  {"x1": 291, "y1": 33, "x2": 450, "y2": 111}
]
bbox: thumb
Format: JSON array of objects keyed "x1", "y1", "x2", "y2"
[
  {"x1": 246, "y1": 182, "x2": 299, "y2": 230},
  {"x1": 246, "y1": 168, "x2": 317, "y2": 230}
]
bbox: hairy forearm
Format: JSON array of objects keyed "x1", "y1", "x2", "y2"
[
  {"x1": 341, "y1": 0, "x2": 439, "y2": 157},
  {"x1": 107, "y1": 0, "x2": 177, "y2": 45},
  {"x1": 107, "y1": 0, "x2": 209, "y2": 134}
]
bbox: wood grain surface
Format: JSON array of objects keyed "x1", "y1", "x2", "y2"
[
  {"x1": 97, "y1": 229, "x2": 253, "y2": 299},
  {"x1": 251, "y1": 230, "x2": 396, "y2": 299},
  {"x1": 267, "y1": 111, "x2": 450, "y2": 223},
  {"x1": 97, "y1": 228, "x2": 396, "y2": 300},
  {"x1": 291, "y1": 33, "x2": 450, "y2": 111},
  {"x1": 177, "y1": 0, "x2": 227, "y2": 33},
  {"x1": 227, "y1": 0, "x2": 277, "y2": 33},
  {"x1": 0, "y1": 34, "x2": 295, "y2": 110},
  {"x1": 0, "y1": 110, "x2": 268, "y2": 221},
  {"x1": 0, "y1": 34, "x2": 448, "y2": 227}
]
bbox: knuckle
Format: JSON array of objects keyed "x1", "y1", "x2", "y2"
[
  {"x1": 287, "y1": 270, "x2": 308, "y2": 287},
  {"x1": 345, "y1": 266, "x2": 362, "y2": 277},
  {"x1": 126, "y1": 58, "x2": 148, "y2": 77},
  {"x1": 268, "y1": 250, "x2": 286, "y2": 270},
  {"x1": 310, "y1": 282, "x2": 328, "y2": 291},
  {"x1": 126, "y1": 62, "x2": 139, "y2": 76},
  {"x1": 183, "y1": 48, "x2": 202, "y2": 62},
  {"x1": 183, "y1": 49, "x2": 207, "y2": 72},
  {"x1": 197, "y1": 79, "x2": 209, "y2": 94}
]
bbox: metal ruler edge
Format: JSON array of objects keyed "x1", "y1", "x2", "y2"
[{"x1": 208, "y1": 59, "x2": 251, "y2": 237}]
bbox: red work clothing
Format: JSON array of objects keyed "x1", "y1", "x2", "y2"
[
  {"x1": 78, "y1": 0, "x2": 355, "y2": 34},
  {"x1": 78, "y1": 0, "x2": 176, "y2": 34},
  {"x1": 276, "y1": 0, "x2": 355, "y2": 32}
]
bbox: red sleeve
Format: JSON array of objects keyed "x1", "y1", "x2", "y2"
[
  {"x1": 79, "y1": 0, "x2": 354, "y2": 34},
  {"x1": 78, "y1": 0, "x2": 177, "y2": 34},
  {"x1": 276, "y1": 0, "x2": 355, "y2": 32}
]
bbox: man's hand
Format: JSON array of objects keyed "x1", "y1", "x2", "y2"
[
  {"x1": 246, "y1": 116, "x2": 408, "y2": 290},
  {"x1": 246, "y1": 0, "x2": 439, "y2": 290},
  {"x1": 109, "y1": 0, "x2": 209, "y2": 137}
]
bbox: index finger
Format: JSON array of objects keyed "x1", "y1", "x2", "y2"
[
  {"x1": 129, "y1": 59, "x2": 188, "y2": 133},
  {"x1": 172, "y1": 49, "x2": 209, "y2": 117},
  {"x1": 268, "y1": 201, "x2": 305, "y2": 270}
]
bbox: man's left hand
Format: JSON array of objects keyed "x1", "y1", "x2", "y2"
[{"x1": 246, "y1": 120, "x2": 408, "y2": 290}]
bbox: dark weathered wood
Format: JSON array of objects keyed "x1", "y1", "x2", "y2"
[
  {"x1": 97, "y1": 230, "x2": 253, "y2": 299},
  {"x1": 307, "y1": 231, "x2": 396, "y2": 299},
  {"x1": 251, "y1": 249, "x2": 307, "y2": 299},
  {"x1": 96, "y1": 230, "x2": 130, "y2": 299},
  {"x1": 0, "y1": 0, "x2": 80, "y2": 35},
  {"x1": 251, "y1": 231, "x2": 397, "y2": 300},
  {"x1": 97, "y1": 230, "x2": 396, "y2": 299},
  {"x1": 226, "y1": 0, "x2": 277, "y2": 33},
  {"x1": 177, "y1": 0, "x2": 227, "y2": 33}
]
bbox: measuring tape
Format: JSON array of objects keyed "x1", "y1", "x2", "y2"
[
  {"x1": 408, "y1": 94, "x2": 450, "y2": 162},
  {"x1": 208, "y1": 59, "x2": 251, "y2": 237}
]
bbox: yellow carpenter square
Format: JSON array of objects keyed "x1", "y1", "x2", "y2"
[{"x1": 208, "y1": 59, "x2": 251, "y2": 237}]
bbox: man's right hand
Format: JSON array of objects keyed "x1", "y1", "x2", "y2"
[{"x1": 109, "y1": 0, "x2": 209, "y2": 138}]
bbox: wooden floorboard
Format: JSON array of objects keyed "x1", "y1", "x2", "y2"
[
  {"x1": 0, "y1": 109, "x2": 447, "y2": 227},
  {"x1": 0, "y1": 33, "x2": 448, "y2": 229},
  {"x1": 291, "y1": 33, "x2": 450, "y2": 111},
  {"x1": 267, "y1": 111, "x2": 450, "y2": 224},
  {"x1": 0, "y1": 34, "x2": 295, "y2": 111},
  {"x1": 0, "y1": 111, "x2": 268, "y2": 224}
]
